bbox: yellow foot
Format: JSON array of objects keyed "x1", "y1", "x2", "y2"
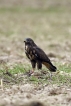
[{"x1": 29, "y1": 70, "x2": 34, "y2": 74}]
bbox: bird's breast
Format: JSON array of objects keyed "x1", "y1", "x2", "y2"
[
  {"x1": 29, "y1": 51, "x2": 35, "y2": 60},
  {"x1": 25, "y1": 45, "x2": 36, "y2": 60},
  {"x1": 25, "y1": 45, "x2": 28, "y2": 50},
  {"x1": 25, "y1": 45, "x2": 29, "y2": 53}
]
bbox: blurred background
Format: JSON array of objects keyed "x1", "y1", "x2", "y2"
[{"x1": 0, "y1": 0, "x2": 71, "y2": 65}]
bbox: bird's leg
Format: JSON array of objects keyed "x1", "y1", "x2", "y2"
[
  {"x1": 32, "y1": 68, "x2": 35, "y2": 73},
  {"x1": 30, "y1": 60, "x2": 36, "y2": 75}
]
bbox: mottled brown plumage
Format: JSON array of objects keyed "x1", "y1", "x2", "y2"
[{"x1": 24, "y1": 38, "x2": 57, "y2": 73}]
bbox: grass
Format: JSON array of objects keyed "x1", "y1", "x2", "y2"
[
  {"x1": 55, "y1": 63, "x2": 71, "y2": 73},
  {"x1": 0, "y1": 6, "x2": 69, "y2": 14},
  {"x1": 0, "y1": 63, "x2": 71, "y2": 86},
  {"x1": 9, "y1": 64, "x2": 27, "y2": 74}
]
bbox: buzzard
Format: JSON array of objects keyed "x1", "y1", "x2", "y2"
[{"x1": 24, "y1": 38, "x2": 57, "y2": 74}]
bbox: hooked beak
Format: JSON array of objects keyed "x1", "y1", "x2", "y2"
[
  {"x1": 24, "y1": 38, "x2": 30, "y2": 43},
  {"x1": 24, "y1": 39, "x2": 27, "y2": 43},
  {"x1": 24, "y1": 40, "x2": 26, "y2": 43}
]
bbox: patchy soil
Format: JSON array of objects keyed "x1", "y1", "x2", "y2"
[
  {"x1": 0, "y1": 83, "x2": 71, "y2": 106},
  {"x1": 0, "y1": 63, "x2": 71, "y2": 106}
]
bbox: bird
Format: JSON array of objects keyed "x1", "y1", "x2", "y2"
[{"x1": 24, "y1": 38, "x2": 57, "y2": 74}]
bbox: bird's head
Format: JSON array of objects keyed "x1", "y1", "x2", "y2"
[{"x1": 24, "y1": 38, "x2": 35, "y2": 46}]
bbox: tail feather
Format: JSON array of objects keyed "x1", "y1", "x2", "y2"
[{"x1": 42, "y1": 62, "x2": 57, "y2": 72}]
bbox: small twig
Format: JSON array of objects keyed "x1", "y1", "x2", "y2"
[{"x1": 0, "y1": 79, "x2": 3, "y2": 90}]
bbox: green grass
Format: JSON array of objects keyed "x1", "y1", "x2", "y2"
[
  {"x1": 9, "y1": 64, "x2": 27, "y2": 74},
  {"x1": 0, "y1": 7, "x2": 68, "y2": 14},
  {"x1": 0, "y1": 63, "x2": 71, "y2": 86},
  {"x1": 0, "y1": 7, "x2": 22, "y2": 13},
  {"x1": 55, "y1": 63, "x2": 71, "y2": 73},
  {"x1": 1, "y1": 63, "x2": 70, "y2": 74}
]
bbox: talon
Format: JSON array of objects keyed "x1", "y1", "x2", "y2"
[{"x1": 29, "y1": 70, "x2": 34, "y2": 75}]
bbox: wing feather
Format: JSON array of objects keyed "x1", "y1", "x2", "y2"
[{"x1": 32, "y1": 47, "x2": 50, "y2": 62}]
